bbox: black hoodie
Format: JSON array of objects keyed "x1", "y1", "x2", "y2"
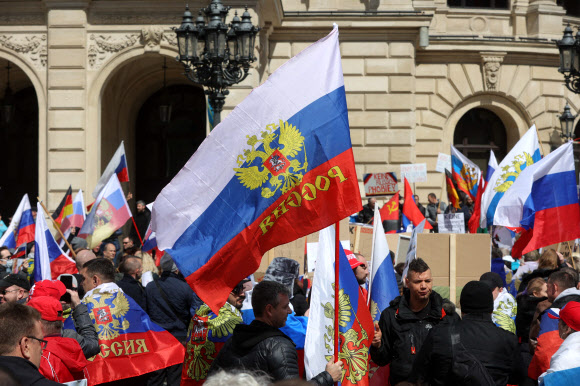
[{"x1": 0, "y1": 356, "x2": 63, "y2": 385}]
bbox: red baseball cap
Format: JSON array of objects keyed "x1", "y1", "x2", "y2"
[
  {"x1": 28, "y1": 296, "x2": 64, "y2": 322},
  {"x1": 30, "y1": 280, "x2": 66, "y2": 301},
  {"x1": 548, "y1": 301, "x2": 580, "y2": 332},
  {"x1": 345, "y1": 249, "x2": 363, "y2": 269}
]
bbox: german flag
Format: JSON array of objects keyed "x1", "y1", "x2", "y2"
[
  {"x1": 52, "y1": 186, "x2": 73, "y2": 227},
  {"x1": 445, "y1": 170, "x2": 461, "y2": 209}
]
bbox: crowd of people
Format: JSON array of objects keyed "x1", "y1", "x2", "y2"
[{"x1": 0, "y1": 195, "x2": 578, "y2": 386}]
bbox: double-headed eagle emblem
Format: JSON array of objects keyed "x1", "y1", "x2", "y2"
[
  {"x1": 84, "y1": 289, "x2": 130, "y2": 341},
  {"x1": 234, "y1": 120, "x2": 308, "y2": 198},
  {"x1": 494, "y1": 152, "x2": 534, "y2": 193}
]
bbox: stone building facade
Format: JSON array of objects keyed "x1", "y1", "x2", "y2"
[{"x1": 0, "y1": 0, "x2": 578, "y2": 214}]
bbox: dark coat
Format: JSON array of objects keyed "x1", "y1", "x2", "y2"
[
  {"x1": 131, "y1": 208, "x2": 151, "y2": 247},
  {"x1": 116, "y1": 274, "x2": 147, "y2": 312},
  {"x1": 515, "y1": 294, "x2": 547, "y2": 342},
  {"x1": 144, "y1": 271, "x2": 193, "y2": 341},
  {"x1": 409, "y1": 313, "x2": 525, "y2": 386},
  {"x1": 369, "y1": 290, "x2": 459, "y2": 385},
  {"x1": 357, "y1": 204, "x2": 374, "y2": 224},
  {"x1": 0, "y1": 356, "x2": 63, "y2": 385},
  {"x1": 210, "y1": 320, "x2": 333, "y2": 385}
]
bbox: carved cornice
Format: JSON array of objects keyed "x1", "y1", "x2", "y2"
[
  {"x1": 88, "y1": 28, "x2": 178, "y2": 69},
  {"x1": 0, "y1": 34, "x2": 47, "y2": 69}
]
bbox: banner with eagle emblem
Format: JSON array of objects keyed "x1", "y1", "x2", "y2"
[
  {"x1": 80, "y1": 283, "x2": 185, "y2": 385},
  {"x1": 151, "y1": 25, "x2": 362, "y2": 313},
  {"x1": 181, "y1": 303, "x2": 243, "y2": 385}
]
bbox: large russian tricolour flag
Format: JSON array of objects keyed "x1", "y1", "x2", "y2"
[
  {"x1": 152, "y1": 25, "x2": 362, "y2": 313},
  {"x1": 0, "y1": 194, "x2": 31, "y2": 249},
  {"x1": 33, "y1": 202, "x2": 77, "y2": 282},
  {"x1": 494, "y1": 142, "x2": 580, "y2": 256}
]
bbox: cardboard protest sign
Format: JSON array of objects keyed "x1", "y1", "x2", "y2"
[
  {"x1": 363, "y1": 173, "x2": 398, "y2": 196},
  {"x1": 437, "y1": 213, "x2": 465, "y2": 234}
]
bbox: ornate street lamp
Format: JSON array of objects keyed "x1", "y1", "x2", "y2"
[
  {"x1": 174, "y1": 1, "x2": 260, "y2": 126},
  {"x1": 559, "y1": 103, "x2": 578, "y2": 141},
  {"x1": 159, "y1": 57, "x2": 172, "y2": 124},
  {"x1": 557, "y1": 25, "x2": 580, "y2": 94}
]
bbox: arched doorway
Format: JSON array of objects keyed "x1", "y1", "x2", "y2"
[
  {"x1": 0, "y1": 60, "x2": 38, "y2": 218},
  {"x1": 99, "y1": 53, "x2": 207, "y2": 205},
  {"x1": 453, "y1": 107, "x2": 507, "y2": 173},
  {"x1": 135, "y1": 84, "x2": 206, "y2": 203}
]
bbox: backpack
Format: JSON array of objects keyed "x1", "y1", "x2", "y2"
[{"x1": 450, "y1": 325, "x2": 496, "y2": 386}]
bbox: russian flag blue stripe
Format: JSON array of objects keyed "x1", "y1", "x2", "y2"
[{"x1": 168, "y1": 86, "x2": 350, "y2": 277}]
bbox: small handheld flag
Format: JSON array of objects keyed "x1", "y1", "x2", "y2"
[{"x1": 92, "y1": 141, "x2": 129, "y2": 198}]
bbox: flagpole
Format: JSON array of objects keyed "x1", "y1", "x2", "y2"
[
  {"x1": 37, "y1": 198, "x2": 77, "y2": 260},
  {"x1": 334, "y1": 222, "x2": 340, "y2": 365},
  {"x1": 566, "y1": 241, "x2": 577, "y2": 270},
  {"x1": 131, "y1": 216, "x2": 144, "y2": 246}
]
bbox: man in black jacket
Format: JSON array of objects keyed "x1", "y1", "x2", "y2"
[
  {"x1": 210, "y1": 280, "x2": 342, "y2": 384},
  {"x1": 0, "y1": 302, "x2": 61, "y2": 385},
  {"x1": 409, "y1": 280, "x2": 524, "y2": 386},
  {"x1": 116, "y1": 256, "x2": 147, "y2": 312},
  {"x1": 370, "y1": 258, "x2": 458, "y2": 385}
]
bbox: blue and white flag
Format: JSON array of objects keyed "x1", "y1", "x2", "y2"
[
  {"x1": 368, "y1": 206, "x2": 399, "y2": 322},
  {"x1": 480, "y1": 125, "x2": 541, "y2": 227},
  {"x1": 486, "y1": 150, "x2": 499, "y2": 182}
]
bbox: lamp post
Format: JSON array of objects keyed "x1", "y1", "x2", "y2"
[
  {"x1": 173, "y1": 1, "x2": 260, "y2": 126},
  {"x1": 559, "y1": 103, "x2": 577, "y2": 141},
  {"x1": 557, "y1": 25, "x2": 580, "y2": 94}
]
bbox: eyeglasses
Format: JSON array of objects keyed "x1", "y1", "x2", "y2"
[
  {"x1": 0, "y1": 289, "x2": 19, "y2": 295},
  {"x1": 26, "y1": 336, "x2": 48, "y2": 350}
]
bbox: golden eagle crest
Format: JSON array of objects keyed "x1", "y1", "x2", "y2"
[
  {"x1": 322, "y1": 284, "x2": 370, "y2": 384},
  {"x1": 83, "y1": 289, "x2": 130, "y2": 341},
  {"x1": 494, "y1": 152, "x2": 534, "y2": 193},
  {"x1": 234, "y1": 120, "x2": 308, "y2": 198}
]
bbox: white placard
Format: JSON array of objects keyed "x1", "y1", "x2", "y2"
[
  {"x1": 400, "y1": 163, "x2": 427, "y2": 183},
  {"x1": 437, "y1": 213, "x2": 465, "y2": 234},
  {"x1": 436, "y1": 153, "x2": 451, "y2": 173},
  {"x1": 306, "y1": 240, "x2": 350, "y2": 272}
]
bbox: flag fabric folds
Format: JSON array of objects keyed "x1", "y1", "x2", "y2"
[
  {"x1": 379, "y1": 192, "x2": 399, "y2": 234},
  {"x1": 444, "y1": 170, "x2": 460, "y2": 209},
  {"x1": 528, "y1": 308, "x2": 563, "y2": 380},
  {"x1": 468, "y1": 175, "x2": 485, "y2": 234},
  {"x1": 0, "y1": 194, "x2": 31, "y2": 249},
  {"x1": 81, "y1": 283, "x2": 185, "y2": 385},
  {"x1": 450, "y1": 145, "x2": 481, "y2": 200},
  {"x1": 402, "y1": 219, "x2": 426, "y2": 280},
  {"x1": 33, "y1": 203, "x2": 77, "y2": 282},
  {"x1": 52, "y1": 186, "x2": 73, "y2": 227},
  {"x1": 79, "y1": 175, "x2": 131, "y2": 249},
  {"x1": 304, "y1": 226, "x2": 374, "y2": 385},
  {"x1": 64, "y1": 189, "x2": 86, "y2": 231},
  {"x1": 369, "y1": 207, "x2": 399, "y2": 321},
  {"x1": 151, "y1": 26, "x2": 362, "y2": 313},
  {"x1": 486, "y1": 150, "x2": 499, "y2": 182},
  {"x1": 402, "y1": 178, "x2": 432, "y2": 230},
  {"x1": 541, "y1": 367, "x2": 580, "y2": 386},
  {"x1": 480, "y1": 125, "x2": 541, "y2": 227},
  {"x1": 493, "y1": 142, "x2": 580, "y2": 256},
  {"x1": 92, "y1": 141, "x2": 129, "y2": 198}
]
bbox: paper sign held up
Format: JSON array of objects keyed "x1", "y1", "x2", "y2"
[
  {"x1": 437, "y1": 213, "x2": 465, "y2": 234},
  {"x1": 436, "y1": 153, "x2": 451, "y2": 173},
  {"x1": 400, "y1": 163, "x2": 427, "y2": 183},
  {"x1": 363, "y1": 172, "x2": 398, "y2": 196}
]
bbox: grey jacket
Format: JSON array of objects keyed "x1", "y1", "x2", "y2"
[{"x1": 62, "y1": 303, "x2": 100, "y2": 358}]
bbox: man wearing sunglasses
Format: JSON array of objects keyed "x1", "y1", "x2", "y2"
[
  {"x1": 0, "y1": 302, "x2": 61, "y2": 385},
  {"x1": 0, "y1": 273, "x2": 31, "y2": 304}
]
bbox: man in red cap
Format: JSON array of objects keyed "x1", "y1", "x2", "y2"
[
  {"x1": 345, "y1": 249, "x2": 369, "y2": 299},
  {"x1": 539, "y1": 301, "x2": 580, "y2": 383},
  {"x1": 27, "y1": 296, "x2": 88, "y2": 383},
  {"x1": 30, "y1": 279, "x2": 100, "y2": 359}
]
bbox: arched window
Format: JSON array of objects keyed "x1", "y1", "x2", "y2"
[
  {"x1": 447, "y1": 0, "x2": 509, "y2": 9},
  {"x1": 557, "y1": 0, "x2": 580, "y2": 17},
  {"x1": 453, "y1": 108, "x2": 507, "y2": 173}
]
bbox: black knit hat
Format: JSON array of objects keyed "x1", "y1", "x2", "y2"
[{"x1": 460, "y1": 281, "x2": 493, "y2": 314}]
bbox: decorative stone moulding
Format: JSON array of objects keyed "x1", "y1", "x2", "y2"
[
  {"x1": 0, "y1": 34, "x2": 47, "y2": 69},
  {"x1": 88, "y1": 28, "x2": 177, "y2": 69},
  {"x1": 481, "y1": 52, "x2": 506, "y2": 91}
]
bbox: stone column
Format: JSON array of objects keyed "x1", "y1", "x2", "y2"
[
  {"x1": 526, "y1": 0, "x2": 565, "y2": 39},
  {"x1": 45, "y1": 1, "x2": 88, "y2": 210}
]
